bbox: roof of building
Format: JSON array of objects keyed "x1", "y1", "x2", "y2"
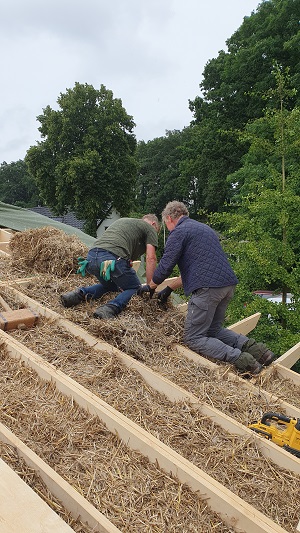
[{"x1": 29, "y1": 207, "x2": 85, "y2": 231}]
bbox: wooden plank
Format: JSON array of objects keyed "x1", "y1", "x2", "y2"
[
  {"x1": 0, "y1": 330, "x2": 288, "y2": 533},
  {"x1": 275, "y1": 341, "x2": 300, "y2": 369},
  {"x1": 275, "y1": 364, "x2": 300, "y2": 386},
  {"x1": 228, "y1": 313, "x2": 261, "y2": 334},
  {"x1": 132, "y1": 260, "x2": 140, "y2": 272},
  {"x1": 0, "y1": 242, "x2": 10, "y2": 253},
  {"x1": 0, "y1": 229, "x2": 12, "y2": 243},
  {"x1": 0, "y1": 424, "x2": 121, "y2": 533},
  {"x1": 156, "y1": 278, "x2": 179, "y2": 291},
  {"x1": 0, "y1": 457, "x2": 74, "y2": 533}
]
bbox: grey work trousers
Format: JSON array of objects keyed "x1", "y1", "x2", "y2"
[{"x1": 183, "y1": 286, "x2": 248, "y2": 363}]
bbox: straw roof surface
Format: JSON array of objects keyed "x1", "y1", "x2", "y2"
[
  {"x1": 0, "y1": 227, "x2": 300, "y2": 532},
  {"x1": 9, "y1": 226, "x2": 88, "y2": 277}
]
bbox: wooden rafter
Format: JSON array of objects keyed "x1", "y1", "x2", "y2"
[
  {"x1": 3, "y1": 287, "x2": 300, "y2": 469},
  {"x1": 0, "y1": 457, "x2": 75, "y2": 532},
  {"x1": 0, "y1": 423, "x2": 120, "y2": 533},
  {"x1": 0, "y1": 328, "x2": 289, "y2": 533}
]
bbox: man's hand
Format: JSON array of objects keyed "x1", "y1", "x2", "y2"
[
  {"x1": 77, "y1": 257, "x2": 89, "y2": 277},
  {"x1": 137, "y1": 284, "x2": 155, "y2": 299},
  {"x1": 157, "y1": 286, "x2": 173, "y2": 306}
]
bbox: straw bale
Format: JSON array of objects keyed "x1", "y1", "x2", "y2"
[{"x1": 9, "y1": 227, "x2": 88, "y2": 277}]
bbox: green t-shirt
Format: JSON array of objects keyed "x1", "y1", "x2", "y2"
[{"x1": 93, "y1": 218, "x2": 158, "y2": 260}]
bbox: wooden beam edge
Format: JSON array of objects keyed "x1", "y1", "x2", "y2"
[
  {"x1": 275, "y1": 342, "x2": 300, "y2": 369},
  {"x1": 274, "y1": 364, "x2": 300, "y2": 386},
  {"x1": 0, "y1": 458, "x2": 74, "y2": 533},
  {"x1": 0, "y1": 423, "x2": 120, "y2": 533}
]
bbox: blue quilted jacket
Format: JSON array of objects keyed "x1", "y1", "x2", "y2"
[{"x1": 152, "y1": 216, "x2": 238, "y2": 296}]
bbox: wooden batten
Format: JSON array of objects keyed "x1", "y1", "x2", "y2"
[
  {"x1": 0, "y1": 423, "x2": 120, "y2": 533},
  {"x1": 0, "y1": 229, "x2": 12, "y2": 257},
  {"x1": 0, "y1": 229, "x2": 12, "y2": 242},
  {"x1": 275, "y1": 341, "x2": 300, "y2": 369},
  {"x1": 275, "y1": 363, "x2": 300, "y2": 386},
  {"x1": 0, "y1": 457, "x2": 75, "y2": 533}
]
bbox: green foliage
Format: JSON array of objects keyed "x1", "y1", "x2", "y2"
[
  {"x1": 25, "y1": 83, "x2": 137, "y2": 236},
  {"x1": 209, "y1": 69, "x2": 300, "y2": 369},
  {"x1": 225, "y1": 284, "x2": 300, "y2": 362},
  {"x1": 186, "y1": 0, "x2": 300, "y2": 215},
  {"x1": 135, "y1": 129, "x2": 192, "y2": 216},
  {"x1": 0, "y1": 160, "x2": 40, "y2": 207}
]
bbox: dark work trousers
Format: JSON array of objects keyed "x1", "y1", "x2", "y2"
[
  {"x1": 79, "y1": 248, "x2": 140, "y2": 311},
  {"x1": 183, "y1": 286, "x2": 249, "y2": 362}
]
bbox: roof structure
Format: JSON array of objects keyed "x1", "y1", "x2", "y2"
[
  {"x1": 0, "y1": 229, "x2": 299, "y2": 533},
  {"x1": 29, "y1": 206, "x2": 85, "y2": 231}
]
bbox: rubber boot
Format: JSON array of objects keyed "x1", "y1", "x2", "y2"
[
  {"x1": 93, "y1": 303, "x2": 120, "y2": 319},
  {"x1": 242, "y1": 338, "x2": 276, "y2": 366},
  {"x1": 234, "y1": 351, "x2": 263, "y2": 375},
  {"x1": 60, "y1": 288, "x2": 85, "y2": 308}
]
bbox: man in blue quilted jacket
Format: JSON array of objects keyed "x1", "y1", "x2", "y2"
[{"x1": 140, "y1": 201, "x2": 275, "y2": 376}]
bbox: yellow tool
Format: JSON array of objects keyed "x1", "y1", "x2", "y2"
[{"x1": 248, "y1": 412, "x2": 300, "y2": 458}]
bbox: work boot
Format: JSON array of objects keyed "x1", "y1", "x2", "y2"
[
  {"x1": 93, "y1": 303, "x2": 120, "y2": 319},
  {"x1": 242, "y1": 338, "x2": 276, "y2": 366},
  {"x1": 234, "y1": 351, "x2": 263, "y2": 376},
  {"x1": 60, "y1": 288, "x2": 85, "y2": 308}
]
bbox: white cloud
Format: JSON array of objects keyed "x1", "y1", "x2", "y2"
[{"x1": 0, "y1": 0, "x2": 260, "y2": 163}]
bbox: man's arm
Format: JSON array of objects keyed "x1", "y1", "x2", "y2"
[{"x1": 145, "y1": 244, "x2": 157, "y2": 283}]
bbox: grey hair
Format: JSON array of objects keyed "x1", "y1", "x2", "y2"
[
  {"x1": 142, "y1": 213, "x2": 160, "y2": 231},
  {"x1": 162, "y1": 201, "x2": 189, "y2": 222}
]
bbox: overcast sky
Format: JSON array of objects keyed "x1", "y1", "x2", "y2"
[{"x1": 1, "y1": 0, "x2": 260, "y2": 164}]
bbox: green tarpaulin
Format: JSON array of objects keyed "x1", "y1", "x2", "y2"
[{"x1": 0, "y1": 202, "x2": 95, "y2": 248}]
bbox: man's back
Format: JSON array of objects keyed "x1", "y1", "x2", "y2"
[{"x1": 93, "y1": 218, "x2": 158, "y2": 260}]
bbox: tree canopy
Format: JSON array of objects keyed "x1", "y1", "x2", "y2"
[
  {"x1": 0, "y1": 160, "x2": 39, "y2": 207},
  {"x1": 185, "y1": 0, "x2": 300, "y2": 211},
  {"x1": 25, "y1": 83, "x2": 137, "y2": 235},
  {"x1": 209, "y1": 67, "x2": 300, "y2": 361}
]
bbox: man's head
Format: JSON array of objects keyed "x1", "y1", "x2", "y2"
[
  {"x1": 142, "y1": 214, "x2": 160, "y2": 232},
  {"x1": 162, "y1": 201, "x2": 189, "y2": 231}
]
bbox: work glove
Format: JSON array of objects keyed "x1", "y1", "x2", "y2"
[
  {"x1": 137, "y1": 284, "x2": 155, "y2": 299},
  {"x1": 77, "y1": 257, "x2": 89, "y2": 277},
  {"x1": 157, "y1": 286, "x2": 173, "y2": 307},
  {"x1": 100, "y1": 260, "x2": 116, "y2": 281}
]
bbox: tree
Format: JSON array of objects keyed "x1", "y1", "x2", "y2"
[
  {"x1": 136, "y1": 129, "x2": 192, "y2": 216},
  {"x1": 25, "y1": 83, "x2": 137, "y2": 236},
  {"x1": 186, "y1": 0, "x2": 300, "y2": 213},
  {"x1": 0, "y1": 160, "x2": 39, "y2": 207},
  {"x1": 210, "y1": 68, "x2": 300, "y2": 357}
]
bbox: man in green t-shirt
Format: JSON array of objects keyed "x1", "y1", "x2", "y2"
[{"x1": 60, "y1": 214, "x2": 160, "y2": 319}]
